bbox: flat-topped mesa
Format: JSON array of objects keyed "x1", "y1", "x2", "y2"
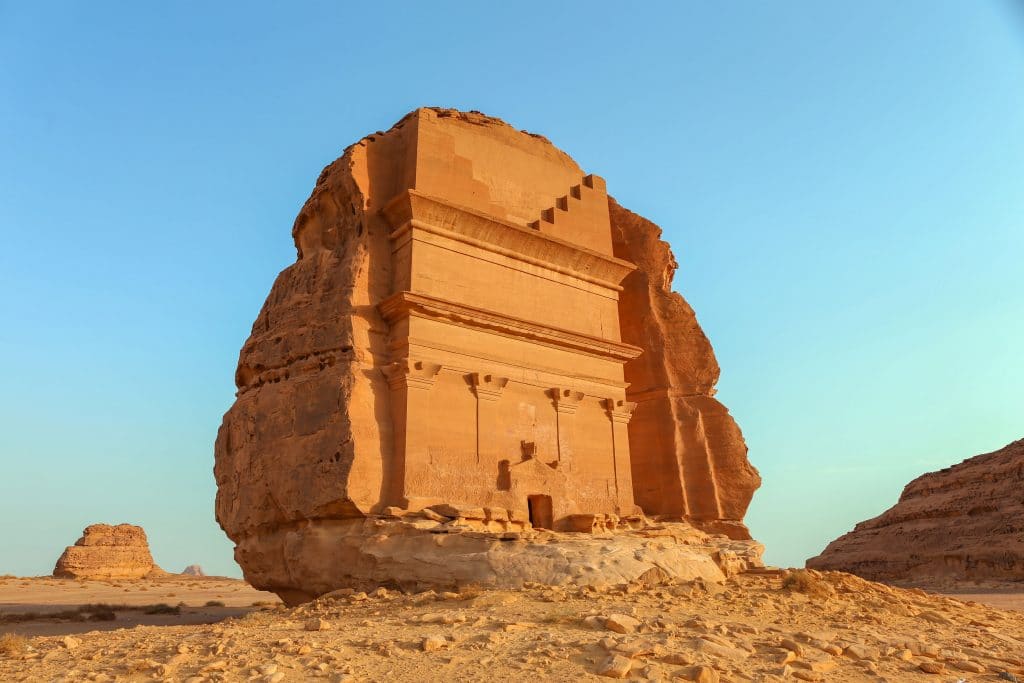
[
  {"x1": 807, "y1": 438, "x2": 1024, "y2": 584},
  {"x1": 53, "y1": 524, "x2": 163, "y2": 580},
  {"x1": 214, "y1": 108, "x2": 761, "y2": 603}
]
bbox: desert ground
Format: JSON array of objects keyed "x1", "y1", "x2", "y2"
[
  {"x1": 0, "y1": 574, "x2": 279, "y2": 638},
  {"x1": 1, "y1": 570, "x2": 1023, "y2": 682},
  {"x1": 936, "y1": 588, "x2": 1024, "y2": 614}
]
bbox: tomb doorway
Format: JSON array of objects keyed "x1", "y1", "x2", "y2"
[{"x1": 527, "y1": 494, "x2": 553, "y2": 529}]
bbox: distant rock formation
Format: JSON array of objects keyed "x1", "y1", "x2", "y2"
[
  {"x1": 807, "y1": 439, "x2": 1024, "y2": 584},
  {"x1": 214, "y1": 107, "x2": 761, "y2": 603},
  {"x1": 181, "y1": 564, "x2": 205, "y2": 576},
  {"x1": 53, "y1": 524, "x2": 163, "y2": 579}
]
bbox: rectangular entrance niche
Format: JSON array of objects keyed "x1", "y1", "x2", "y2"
[{"x1": 527, "y1": 494, "x2": 553, "y2": 530}]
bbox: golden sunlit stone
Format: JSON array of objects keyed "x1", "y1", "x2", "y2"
[{"x1": 213, "y1": 108, "x2": 761, "y2": 603}]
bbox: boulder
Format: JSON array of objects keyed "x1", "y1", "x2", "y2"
[
  {"x1": 214, "y1": 107, "x2": 761, "y2": 602},
  {"x1": 181, "y1": 564, "x2": 205, "y2": 576},
  {"x1": 53, "y1": 524, "x2": 163, "y2": 579},
  {"x1": 807, "y1": 438, "x2": 1024, "y2": 584}
]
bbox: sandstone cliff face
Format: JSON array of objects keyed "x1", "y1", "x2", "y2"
[
  {"x1": 215, "y1": 115, "x2": 427, "y2": 568},
  {"x1": 610, "y1": 200, "x2": 760, "y2": 539},
  {"x1": 807, "y1": 439, "x2": 1024, "y2": 583},
  {"x1": 215, "y1": 108, "x2": 761, "y2": 601},
  {"x1": 53, "y1": 524, "x2": 162, "y2": 579}
]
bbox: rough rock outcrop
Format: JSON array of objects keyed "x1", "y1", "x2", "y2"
[
  {"x1": 53, "y1": 524, "x2": 163, "y2": 579},
  {"x1": 181, "y1": 564, "x2": 205, "y2": 576},
  {"x1": 807, "y1": 439, "x2": 1024, "y2": 583},
  {"x1": 237, "y1": 512, "x2": 762, "y2": 605},
  {"x1": 611, "y1": 200, "x2": 761, "y2": 540},
  {"x1": 214, "y1": 108, "x2": 760, "y2": 602}
]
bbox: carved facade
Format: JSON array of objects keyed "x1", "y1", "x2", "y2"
[{"x1": 374, "y1": 177, "x2": 641, "y2": 526}]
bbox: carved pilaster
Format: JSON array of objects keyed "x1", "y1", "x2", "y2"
[
  {"x1": 603, "y1": 398, "x2": 637, "y2": 424},
  {"x1": 604, "y1": 397, "x2": 637, "y2": 513},
  {"x1": 469, "y1": 372, "x2": 508, "y2": 401},
  {"x1": 550, "y1": 387, "x2": 584, "y2": 470},
  {"x1": 469, "y1": 372, "x2": 509, "y2": 465},
  {"x1": 551, "y1": 387, "x2": 584, "y2": 413},
  {"x1": 381, "y1": 358, "x2": 442, "y2": 507},
  {"x1": 382, "y1": 359, "x2": 442, "y2": 391}
]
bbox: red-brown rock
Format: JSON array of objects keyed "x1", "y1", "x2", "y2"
[
  {"x1": 214, "y1": 108, "x2": 761, "y2": 602},
  {"x1": 807, "y1": 439, "x2": 1024, "y2": 583},
  {"x1": 611, "y1": 200, "x2": 761, "y2": 539},
  {"x1": 53, "y1": 524, "x2": 163, "y2": 579}
]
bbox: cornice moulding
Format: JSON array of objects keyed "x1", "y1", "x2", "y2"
[
  {"x1": 378, "y1": 291, "x2": 643, "y2": 363},
  {"x1": 381, "y1": 190, "x2": 636, "y2": 291}
]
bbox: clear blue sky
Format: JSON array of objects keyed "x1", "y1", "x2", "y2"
[{"x1": 1, "y1": 2, "x2": 1022, "y2": 577}]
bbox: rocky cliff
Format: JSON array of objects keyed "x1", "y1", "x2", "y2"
[
  {"x1": 807, "y1": 438, "x2": 1024, "y2": 583},
  {"x1": 611, "y1": 200, "x2": 760, "y2": 539},
  {"x1": 214, "y1": 108, "x2": 761, "y2": 602},
  {"x1": 53, "y1": 524, "x2": 163, "y2": 580}
]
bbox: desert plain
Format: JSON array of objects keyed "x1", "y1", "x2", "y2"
[
  {"x1": 3, "y1": 570, "x2": 1024, "y2": 682},
  {"x1": 0, "y1": 574, "x2": 276, "y2": 637}
]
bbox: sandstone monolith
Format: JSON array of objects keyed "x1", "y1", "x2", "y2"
[
  {"x1": 214, "y1": 108, "x2": 761, "y2": 603},
  {"x1": 53, "y1": 524, "x2": 163, "y2": 579},
  {"x1": 807, "y1": 438, "x2": 1024, "y2": 584}
]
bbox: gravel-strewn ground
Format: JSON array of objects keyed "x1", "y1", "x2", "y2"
[{"x1": 1, "y1": 570, "x2": 1023, "y2": 682}]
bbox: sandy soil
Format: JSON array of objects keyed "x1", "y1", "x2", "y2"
[
  {"x1": 1, "y1": 570, "x2": 1023, "y2": 682},
  {"x1": 0, "y1": 575, "x2": 279, "y2": 637},
  {"x1": 938, "y1": 590, "x2": 1024, "y2": 613},
  {"x1": 887, "y1": 580, "x2": 1024, "y2": 613}
]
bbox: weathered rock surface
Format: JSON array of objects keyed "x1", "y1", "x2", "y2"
[
  {"x1": 237, "y1": 514, "x2": 763, "y2": 604},
  {"x1": 180, "y1": 564, "x2": 205, "y2": 576},
  {"x1": 53, "y1": 524, "x2": 163, "y2": 579},
  {"x1": 214, "y1": 107, "x2": 760, "y2": 602},
  {"x1": 807, "y1": 438, "x2": 1024, "y2": 583},
  {"x1": 611, "y1": 200, "x2": 761, "y2": 540}
]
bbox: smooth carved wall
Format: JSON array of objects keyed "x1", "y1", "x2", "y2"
[
  {"x1": 375, "y1": 117, "x2": 641, "y2": 527},
  {"x1": 382, "y1": 365, "x2": 635, "y2": 523},
  {"x1": 412, "y1": 112, "x2": 603, "y2": 233},
  {"x1": 400, "y1": 233, "x2": 623, "y2": 341},
  {"x1": 379, "y1": 290, "x2": 639, "y2": 520}
]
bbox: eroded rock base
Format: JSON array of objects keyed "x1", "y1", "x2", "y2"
[{"x1": 234, "y1": 517, "x2": 764, "y2": 605}]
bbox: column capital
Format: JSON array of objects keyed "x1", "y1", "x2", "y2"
[
  {"x1": 551, "y1": 387, "x2": 584, "y2": 414},
  {"x1": 604, "y1": 398, "x2": 637, "y2": 424},
  {"x1": 382, "y1": 359, "x2": 442, "y2": 391},
  {"x1": 469, "y1": 372, "x2": 509, "y2": 401}
]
